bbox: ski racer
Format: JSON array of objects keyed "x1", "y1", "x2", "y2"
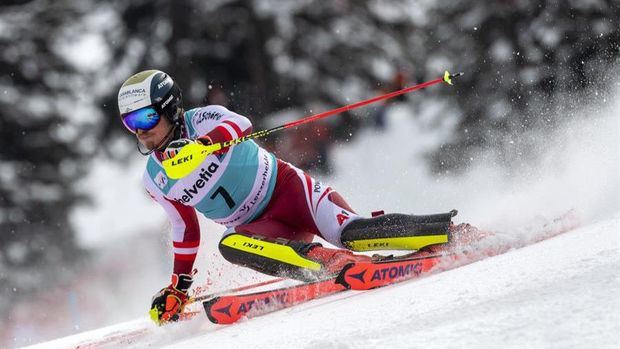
[{"x1": 117, "y1": 70, "x2": 462, "y2": 324}]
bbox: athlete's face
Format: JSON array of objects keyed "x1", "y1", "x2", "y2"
[{"x1": 136, "y1": 115, "x2": 173, "y2": 150}]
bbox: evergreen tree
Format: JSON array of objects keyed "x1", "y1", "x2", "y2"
[
  {"x1": 0, "y1": 0, "x2": 95, "y2": 314},
  {"x1": 426, "y1": 0, "x2": 620, "y2": 171}
]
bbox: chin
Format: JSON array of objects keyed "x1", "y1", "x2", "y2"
[{"x1": 138, "y1": 140, "x2": 155, "y2": 150}]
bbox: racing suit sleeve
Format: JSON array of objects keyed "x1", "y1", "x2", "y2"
[
  {"x1": 143, "y1": 172, "x2": 200, "y2": 275},
  {"x1": 190, "y1": 105, "x2": 253, "y2": 148}
]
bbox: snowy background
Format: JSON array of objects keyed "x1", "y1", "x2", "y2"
[{"x1": 1, "y1": 1, "x2": 618, "y2": 348}]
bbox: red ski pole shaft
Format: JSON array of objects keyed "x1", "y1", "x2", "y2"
[
  {"x1": 220, "y1": 71, "x2": 462, "y2": 149},
  {"x1": 282, "y1": 75, "x2": 448, "y2": 130},
  {"x1": 188, "y1": 277, "x2": 286, "y2": 303}
]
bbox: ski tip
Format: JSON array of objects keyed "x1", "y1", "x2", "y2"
[{"x1": 203, "y1": 297, "x2": 222, "y2": 324}]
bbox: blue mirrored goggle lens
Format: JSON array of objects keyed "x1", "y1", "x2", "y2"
[{"x1": 122, "y1": 107, "x2": 161, "y2": 133}]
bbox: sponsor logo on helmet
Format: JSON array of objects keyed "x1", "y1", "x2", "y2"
[
  {"x1": 161, "y1": 94, "x2": 174, "y2": 109},
  {"x1": 157, "y1": 79, "x2": 170, "y2": 89},
  {"x1": 118, "y1": 86, "x2": 149, "y2": 114},
  {"x1": 174, "y1": 162, "x2": 220, "y2": 204},
  {"x1": 119, "y1": 88, "x2": 146, "y2": 98}
]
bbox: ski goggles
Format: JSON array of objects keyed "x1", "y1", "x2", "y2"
[{"x1": 121, "y1": 107, "x2": 161, "y2": 133}]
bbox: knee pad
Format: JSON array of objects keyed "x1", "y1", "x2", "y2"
[
  {"x1": 218, "y1": 233, "x2": 324, "y2": 281},
  {"x1": 340, "y1": 210, "x2": 457, "y2": 251}
]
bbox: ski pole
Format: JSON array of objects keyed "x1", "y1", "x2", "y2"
[
  {"x1": 186, "y1": 277, "x2": 286, "y2": 305},
  {"x1": 163, "y1": 71, "x2": 463, "y2": 179}
]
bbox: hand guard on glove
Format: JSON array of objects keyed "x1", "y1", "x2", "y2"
[
  {"x1": 149, "y1": 272, "x2": 195, "y2": 325},
  {"x1": 161, "y1": 137, "x2": 216, "y2": 161},
  {"x1": 162, "y1": 138, "x2": 195, "y2": 161},
  {"x1": 196, "y1": 136, "x2": 213, "y2": 146}
]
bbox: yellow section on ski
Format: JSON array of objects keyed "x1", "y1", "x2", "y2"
[
  {"x1": 162, "y1": 142, "x2": 222, "y2": 179},
  {"x1": 344, "y1": 235, "x2": 448, "y2": 252},
  {"x1": 220, "y1": 234, "x2": 322, "y2": 271}
]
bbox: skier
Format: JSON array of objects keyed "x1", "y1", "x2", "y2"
[{"x1": 118, "y1": 70, "x2": 459, "y2": 324}]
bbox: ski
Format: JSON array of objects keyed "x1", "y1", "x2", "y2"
[
  {"x1": 201, "y1": 211, "x2": 579, "y2": 324},
  {"x1": 337, "y1": 210, "x2": 580, "y2": 290},
  {"x1": 200, "y1": 251, "x2": 441, "y2": 324},
  {"x1": 188, "y1": 277, "x2": 286, "y2": 305},
  {"x1": 202, "y1": 277, "x2": 345, "y2": 324},
  {"x1": 336, "y1": 251, "x2": 458, "y2": 290}
]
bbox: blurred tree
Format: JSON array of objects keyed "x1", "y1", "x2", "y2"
[
  {"x1": 2, "y1": 0, "x2": 618, "y2": 320},
  {"x1": 0, "y1": 0, "x2": 97, "y2": 315},
  {"x1": 100, "y1": 0, "x2": 280, "y2": 125},
  {"x1": 100, "y1": 0, "x2": 428, "y2": 169},
  {"x1": 0, "y1": 0, "x2": 430, "y2": 317},
  {"x1": 0, "y1": 0, "x2": 429, "y2": 317},
  {"x1": 426, "y1": 0, "x2": 620, "y2": 172}
]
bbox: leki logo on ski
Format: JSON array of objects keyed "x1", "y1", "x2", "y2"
[{"x1": 242, "y1": 241, "x2": 265, "y2": 251}]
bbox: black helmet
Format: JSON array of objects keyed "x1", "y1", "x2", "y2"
[{"x1": 118, "y1": 69, "x2": 183, "y2": 124}]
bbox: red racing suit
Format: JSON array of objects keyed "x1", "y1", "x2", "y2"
[{"x1": 143, "y1": 105, "x2": 359, "y2": 276}]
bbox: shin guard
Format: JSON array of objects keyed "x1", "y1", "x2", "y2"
[
  {"x1": 340, "y1": 210, "x2": 457, "y2": 251},
  {"x1": 218, "y1": 233, "x2": 326, "y2": 281}
]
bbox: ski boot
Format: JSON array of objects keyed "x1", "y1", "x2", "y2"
[{"x1": 305, "y1": 245, "x2": 372, "y2": 275}]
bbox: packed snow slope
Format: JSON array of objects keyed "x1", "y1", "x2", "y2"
[
  {"x1": 26, "y1": 215, "x2": 620, "y2": 348},
  {"x1": 168, "y1": 216, "x2": 620, "y2": 349}
]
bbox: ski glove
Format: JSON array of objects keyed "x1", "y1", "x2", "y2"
[
  {"x1": 149, "y1": 272, "x2": 194, "y2": 325},
  {"x1": 197, "y1": 135, "x2": 231, "y2": 155},
  {"x1": 196, "y1": 136, "x2": 213, "y2": 146},
  {"x1": 161, "y1": 137, "x2": 216, "y2": 161}
]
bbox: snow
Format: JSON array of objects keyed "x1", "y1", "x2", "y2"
[
  {"x1": 325, "y1": 96, "x2": 619, "y2": 230},
  {"x1": 70, "y1": 155, "x2": 164, "y2": 248},
  {"x1": 187, "y1": 218, "x2": 620, "y2": 349},
  {"x1": 23, "y1": 215, "x2": 620, "y2": 349}
]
